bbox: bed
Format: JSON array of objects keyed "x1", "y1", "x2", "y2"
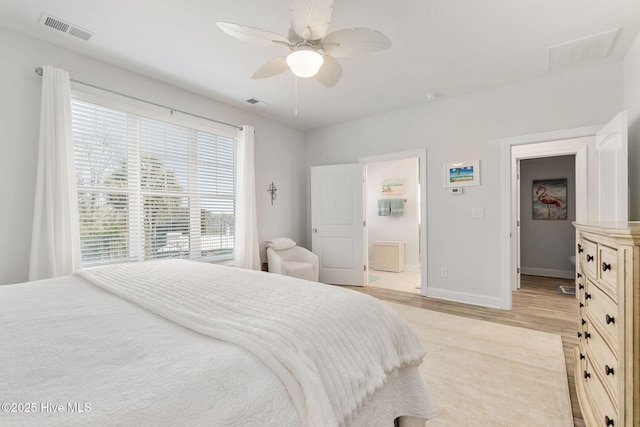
[{"x1": 0, "y1": 259, "x2": 435, "y2": 426}]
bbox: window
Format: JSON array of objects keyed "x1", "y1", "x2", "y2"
[{"x1": 71, "y1": 97, "x2": 236, "y2": 267}]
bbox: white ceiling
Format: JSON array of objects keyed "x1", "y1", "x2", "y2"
[{"x1": 2, "y1": 0, "x2": 639, "y2": 131}]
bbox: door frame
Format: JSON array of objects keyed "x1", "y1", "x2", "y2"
[
  {"x1": 359, "y1": 148, "x2": 428, "y2": 296},
  {"x1": 496, "y1": 125, "x2": 601, "y2": 310},
  {"x1": 512, "y1": 144, "x2": 587, "y2": 289}
]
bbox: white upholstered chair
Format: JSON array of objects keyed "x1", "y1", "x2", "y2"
[{"x1": 265, "y1": 238, "x2": 319, "y2": 282}]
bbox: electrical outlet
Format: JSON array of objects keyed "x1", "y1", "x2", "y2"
[
  {"x1": 472, "y1": 207, "x2": 485, "y2": 218},
  {"x1": 440, "y1": 267, "x2": 448, "y2": 278}
]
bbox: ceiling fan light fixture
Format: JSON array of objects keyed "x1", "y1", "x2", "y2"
[{"x1": 286, "y1": 49, "x2": 324, "y2": 78}]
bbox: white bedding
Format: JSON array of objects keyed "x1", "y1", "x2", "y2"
[{"x1": 0, "y1": 260, "x2": 435, "y2": 426}]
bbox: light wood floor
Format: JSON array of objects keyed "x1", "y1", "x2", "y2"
[
  {"x1": 368, "y1": 269, "x2": 421, "y2": 294},
  {"x1": 349, "y1": 274, "x2": 584, "y2": 427}
]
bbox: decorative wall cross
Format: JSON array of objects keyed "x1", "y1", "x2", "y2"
[{"x1": 267, "y1": 181, "x2": 278, "y2": 205}]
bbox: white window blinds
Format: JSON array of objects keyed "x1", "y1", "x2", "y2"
[{"x1": 71, "y1": 98, "x2": 235, "y2": 267}]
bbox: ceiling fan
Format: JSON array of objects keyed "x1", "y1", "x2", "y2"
[{"x1": 216, "y1": 0, "x2": 391, "y2": 87}]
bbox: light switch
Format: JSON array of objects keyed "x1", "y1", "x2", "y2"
[{"x1": 472, "y1": 208, "x2": 484, "y2": 218}]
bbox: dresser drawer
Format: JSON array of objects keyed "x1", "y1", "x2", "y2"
[
  {"x1": 584, "y1": 355, "x2": 618, "y2": 427},
  {"x1": 584, "y1": 278, "x2": 619, "y2": 349},
  {"x1": 598, "y1": 245, "x2": 618, "y2": 297},
  {"x1": 579, "y1": 238, "x2": 598, "y2": 279},
  {"x1": 583, "y1": 317, "x2": 618, "y2": 402}
]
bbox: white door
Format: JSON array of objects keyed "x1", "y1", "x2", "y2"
[
  {"x1": 311, "y1": 164, "x2": 367, "y2": 286},
  {"x1": 596, "y1": 112, "x2": 628, "y2": 221}
]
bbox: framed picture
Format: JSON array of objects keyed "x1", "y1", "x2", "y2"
[
  {"x1": 382, "y1": 179, "x2": 405, "y2": 195},
  {"x1": 444, "y1": 160, "x2": 480, "y2": 187},
  {"x1": 532, "y1": 178, "x2": 567, "y2": 220}
]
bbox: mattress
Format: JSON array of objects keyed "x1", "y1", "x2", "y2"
[{"x1": 0, "y1": 261, "x2": 435, "y2": 426}]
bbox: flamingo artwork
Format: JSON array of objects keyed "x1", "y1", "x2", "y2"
[{"x1": 533, "y1": 179, "x2": 567, "y2": 220}]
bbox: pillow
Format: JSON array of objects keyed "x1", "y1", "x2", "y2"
[{"x1": 265, "y1": 237, "x2": 296, "y2": 250}]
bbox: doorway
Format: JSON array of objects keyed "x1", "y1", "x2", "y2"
[
  {"x1": 359, "y1": 149, "x2": 428, "y2": 296},
  {"x1": 497, "y1": 126, "x2": 597, "y2": 310},
  {"x1": 519, "y1": 155, "x2": 577, "y2": 289},
  {"x1": 365, "y1": 157, "x2": 421, "y2": 294},
  {"x1": 496, "y1": 114, "x2": 628, "y2": 309},
  {"x1": 510, "y1": 137, "x2": 590, "y2": 293},
  {"x1": 310, "y1": 150, "x2": 427, "y2": 291}
]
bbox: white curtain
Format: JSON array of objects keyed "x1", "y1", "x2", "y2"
[
  {"x1": 234, "y1": 125, "x2": 261, "y2": 270},
  {"x1": 28, "y1": 66, "x2": 81, "y2": 281}
]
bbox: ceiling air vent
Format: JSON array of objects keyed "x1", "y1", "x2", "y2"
[
  {"x1": 548, "y1": 28, "x2": 620, "y2": 72},
  {"x1": 39, "y1": 13, "x2": 94, "y2": 41}
]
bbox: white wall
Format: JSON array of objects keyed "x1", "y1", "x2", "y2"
[
  {"x1": 0, "y1": 27, "x2": 307, "y2": 285},
  {"x1": 520, "y1": 156, "x2": 576, "y2": 279},
  {"x1": 624, "y1": 33, "x2": 640, "y2": 220},
  {"x1": 366, "y1": 158, "x2": 419, "y2": 269},
  {"x1": 307, "y1": 62, "x2": 622, "y2": 308}
]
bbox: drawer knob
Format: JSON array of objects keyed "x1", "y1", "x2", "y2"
[
  {"x1": 584, "y1": 332, "x2": 591, "y2": 339},
  {"x1": 606, "y1": 314, "x2": 615, "y2": 325},
  {"x1": 602, "y1": 262, "x2": 612, "y2": 272},
  {"x1": 577, "y1": 332, "x2": 582, "y2": 338},
  {"x1": 578, "y1": 244, "x2": 583, "y2": 253},
  {"x1": 586, "y1": 254, "x2": 594, "y2": 262},
  {"x1": 605, "y1": 365, "x2": 615, "y2": 376},
  {"x1": 579, "y1": 302, "x2": 584, "y2": 308},
  {"x1": 579, "y1": 353, "x2": 585, "y2": 360},
  {"x1": 605, "y1": 415, "x2": 615, "y2": 426},
  {"x1": 577, "y1": 272, "x2": 583, "y2": 278},
  {"x1": 585, "y1": 293, "x2": 591, "y2": 300},
  {"x1": 583, "y1": 370, "x2": 590, "y2": 379},
  {"x1": 581, "y1": 318, "x2": 586, "y2": 325},
  {"x1": 578, "y1": 283, "x2": 584, "y2": 290}
]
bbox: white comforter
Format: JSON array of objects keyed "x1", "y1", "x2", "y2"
[{"x1": 1, "y1": 260, "x2": 435, "y2": 426}]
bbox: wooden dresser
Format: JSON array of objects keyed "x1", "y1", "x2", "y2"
[{"x1": 574, "y1": 222, "x2": 640, "y2": 427}]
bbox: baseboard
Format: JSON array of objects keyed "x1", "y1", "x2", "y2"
[
  {"x1": 368, "y1": 262, "x2": 420, "y2": 272},
  {"x1": 424, "y1": 287, "x2": 505, "y2": 310},
  {"x1": 520, "y1": 267, "x2": 575, "y2": 279}
]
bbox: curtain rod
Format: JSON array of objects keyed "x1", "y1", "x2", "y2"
[{"x1": 34, "y1": 67, "x2": 243, "y2": 131}]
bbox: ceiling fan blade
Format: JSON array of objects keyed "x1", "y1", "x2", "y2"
[
  {"x1": 321, "y1": 28, "x2": 391, "y2": 57},
  {"x1": 314, "y1": 55, "x2": 342, "y2": 87},
  {"x1": 216, "y1": 22, "x2": 290, "y2": 47},
  {"x1": 288, "y1": 27, "x2": 304, "y2": 45},
  {"x1": 252, "y1": 56, "x2": 289, "y2": 79},
  {"x1": 290, "y1": 0, "x2": 334, "y2": 40}
]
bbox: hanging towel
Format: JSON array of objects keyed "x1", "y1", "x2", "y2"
[
  {"x1": 378, "y1": 199, "x2": 391, "y2": 216},
  {"x1": 390, "y1": 199, "x2": 405, "y2": 216}
]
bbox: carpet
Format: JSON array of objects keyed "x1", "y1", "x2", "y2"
[{"x1": 387, "y1": 302, "x2": 574, "y2": 427}]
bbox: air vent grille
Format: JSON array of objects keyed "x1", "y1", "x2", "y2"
[
  {"x1": 43, "y1": 16, "x2": 69, "y2": 33},
  {"x1": 39, "y1": 13, "x2": 94, "y2": 41},
  {"x1": 68, "y1": 26, "x2": 93, "y2": 41},
  {"x1": 548, "y1": 28, "x2": 619, "y2": 72}
]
